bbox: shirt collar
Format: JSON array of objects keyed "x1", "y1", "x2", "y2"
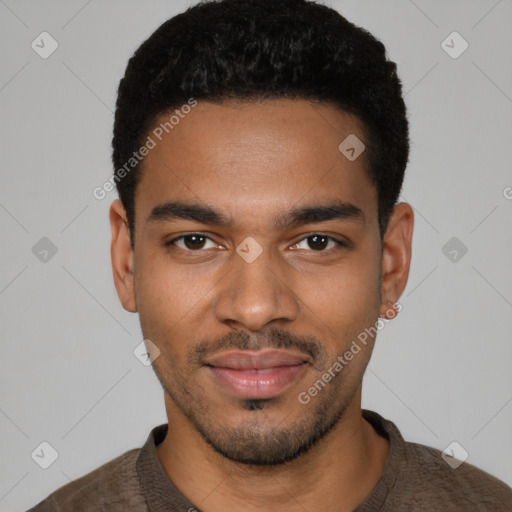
[
  {"x1": 136, "y1": 423, "x2": 202, "y2": 512},
  {"x1": 136, "y1": 409, "x2": 405, "y2": 511}
]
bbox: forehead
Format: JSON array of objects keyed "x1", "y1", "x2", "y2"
[{"x1": 135, "y1": 99, "x2": 377, "y2": 229}]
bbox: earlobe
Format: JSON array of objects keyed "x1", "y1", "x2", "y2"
[
  {"x1": 109, "y1": 199, "x2": 137, "y2": 313},
  {"x1": 379, "y1": 202, "x2": 414, "y2": 318}
]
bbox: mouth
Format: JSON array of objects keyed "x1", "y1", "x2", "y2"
[{"x1": 204, "y1": 349, "x2": 311, "y2": 399}]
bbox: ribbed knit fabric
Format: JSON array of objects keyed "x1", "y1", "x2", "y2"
[{"x1": 28, "y1": 409, "x2": 512, "y2": 511}]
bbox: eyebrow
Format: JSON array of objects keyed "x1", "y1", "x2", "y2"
[{"x1": 147, "y1": 200, "x2": 365, "y2": 230}]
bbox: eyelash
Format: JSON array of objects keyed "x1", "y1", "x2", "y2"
[{"x1": 164, "y1": 232, "x2": 349, "y2": 252}]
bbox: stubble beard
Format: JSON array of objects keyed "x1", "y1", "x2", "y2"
[{"x1": 152, "y1": 358, "x2": 359, "y2": 466}]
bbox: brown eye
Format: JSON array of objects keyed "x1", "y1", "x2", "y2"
[
  {"x1": 182, "y1": 234, "x2": 207, "y2": 250},
  {"x1": 166, "y1": 234, "x2": 216, "y2": 251},
  {"x1": 293, "y1": 234, "x2": 347, "y2": 252},
  {"x1": 307, "y1": 235, "x2": 329, "y2": 250}
]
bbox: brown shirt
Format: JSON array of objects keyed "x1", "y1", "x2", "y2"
[{"x1": 27, "y1": 409, "x2": 512, "y2": 511}]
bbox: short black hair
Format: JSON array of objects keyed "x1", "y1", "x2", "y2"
[{"x1": 112, "y1": 0, "x2": 409, "y2": 248}]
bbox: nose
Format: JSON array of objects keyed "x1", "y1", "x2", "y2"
[{"x1": 212, "y1": 242, "x2": 300, "y2": 332}]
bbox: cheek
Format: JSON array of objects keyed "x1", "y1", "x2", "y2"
[
  {"x1": 302, "y1": 252, "x2": 380, "y2": 327},
  {"x1": 134, "y1": 250, "x2": 221, "y2": 361},
  {"x1": 302, "y1": 251, "x2": 381, "y2": 370},
  {"x1": 134, "y1": 255, "x2": 193, "y2": 339}
]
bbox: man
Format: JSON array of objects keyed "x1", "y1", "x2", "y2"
[{"x1": 29, "y1": 0, "x2": 512, "y2": 510}]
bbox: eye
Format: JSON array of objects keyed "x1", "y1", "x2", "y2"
[
  {"x1": 291, "y1": 234, "x2": 347, "y2": 252},
  {"x1": 165, "y1": 233, "x2": 349, "y2": 253},
  {"x1": 166, "y1": 233, "x2": 219, "y2": 251}
]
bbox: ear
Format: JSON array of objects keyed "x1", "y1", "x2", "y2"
[
  {"x1": 379, "y1": 202, "x2": 414, "y2": 318},
  {"x1": 109, "y1": 199, "x2": 137, "y2": 312}
]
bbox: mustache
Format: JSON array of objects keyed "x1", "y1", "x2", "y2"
[{"x1": 188, "y1": 327, "x2": 328, "y2": 370}]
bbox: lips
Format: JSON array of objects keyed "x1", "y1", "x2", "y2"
[
  {"x1": 205, "y1": 349, "x2": 310, "y2": 399},
  {"x1": 205, "y1": 349, "x2": 309, "y2": 370}
]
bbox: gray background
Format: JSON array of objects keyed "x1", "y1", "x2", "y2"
[{"x1": 1, "y1": 0, "x2": 511, "y2": 510}]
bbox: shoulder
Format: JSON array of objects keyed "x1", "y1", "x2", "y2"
[
  {"x1": 27, "y1": 448, "x2": 147, "y2": 512},
  {"x1": 362, "y1": 410, "x2": 512, "y2": 511},
  {"x1": 402, "y1": 440, "x2": 512, "y2": 510}
]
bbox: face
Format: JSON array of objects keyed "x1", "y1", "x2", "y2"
[{"x1": 110, "y1": 99, "x2": 412, "y2": 465}]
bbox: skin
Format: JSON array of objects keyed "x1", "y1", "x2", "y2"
[{"x1": 110, "y1": 98, "x2": 414, "y2": 511}]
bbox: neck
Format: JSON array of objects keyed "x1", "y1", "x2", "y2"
[{"x1": 156, "y1": 388, "x2": 389, "y2": 512}]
